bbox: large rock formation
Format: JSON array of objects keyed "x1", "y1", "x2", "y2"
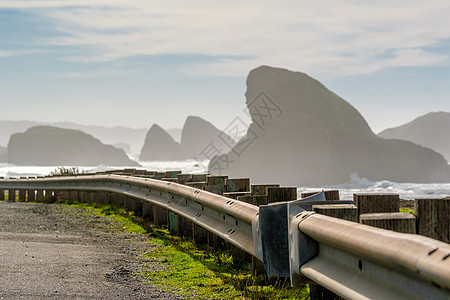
[
  {"x1": 209, "y1": 66, "x2": 450, "y2": 186},
  {"x1": 7, "y1": 126, "x2": 140, "y2": 166},
  {"x1": 379, "y1": 112, "x2": 450, "y2": 162},
  {"x1": 180, "y1": 116, "x2": 235, "y2": 159},
  {"x1": 139, "y1": 124, "x2": 184, "y2": 161}
]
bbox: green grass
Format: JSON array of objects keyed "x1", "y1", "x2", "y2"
[
  {"x1": 399, "y1": 207, "x2": 415, "y2": 214},
  {"x1": 144, "y1": 227, "x2": 310, "y2": 299},
  {"x1": 53, "y1": 199, "x2": 310, "y2": 299}
]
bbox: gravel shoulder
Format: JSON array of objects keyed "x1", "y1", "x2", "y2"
[{"x1": 0, "y1": 201, "x2": 181, "y2": 299}]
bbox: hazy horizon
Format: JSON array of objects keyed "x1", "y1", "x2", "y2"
[{"x1": 1, "y1": 2, "x2": 450, "y2": 133}]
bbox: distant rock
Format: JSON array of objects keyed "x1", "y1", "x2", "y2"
[
  {"x1": 0, "y1": 121, "x2": 147, "y2": 155},
  {"x1": 139, "y1": 117, "x2": 234, "y2": 161},
  {"x1": 209, "y1": 66, "x2": 450, "y2": 186},
  {"x1": 139, "y1": 124, "x2": 184, "y2": 161},
  {"x1": 180, "y1": 116, "x2": 235, "y2": 159},
  {"x1": 0, "y1": 145, "x2": 7, "y2": 163},
  {"x1": 7, "y1": 126, "x2": 140, "y2": 166},
  {"x1": 379, "y1": 112, "x2": 450, "y2": 162}
]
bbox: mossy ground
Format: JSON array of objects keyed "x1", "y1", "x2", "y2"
[{"x1": 144, "y1": 227, "x2": 309, "y2": 299}]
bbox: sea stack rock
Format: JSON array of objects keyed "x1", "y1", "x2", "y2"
[
  {"x1": 209, "y1": 66, "x2": 450, "y2": 186},
  {"x1": 7, "y1": 126, "x2": 140, "y2": 166},
  {"x1": 180, "y1": 116, "x2": 235, "y2": 159},
  {"x1": 139, "y1": 124, "x2": 184, "y2": 161},
  {"x1": 379, "y1": 112, "x2": 450, "y2": 162}
]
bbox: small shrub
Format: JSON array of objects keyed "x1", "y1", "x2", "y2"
[{"x1": 49, "y1": 166, "x2": 85, "y2": 176}]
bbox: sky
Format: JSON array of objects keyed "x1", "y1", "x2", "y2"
[{"x1": 1, "y1": 1, "x2": 449, "y2": 134}]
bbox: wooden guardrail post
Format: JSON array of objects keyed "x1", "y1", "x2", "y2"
[
  {"x1": 27, "y1": 189, "x2": 36, "y2": 202},
  {"x1": 223, "y1": 178, "x2": 251, "y2": 199},
  {"x1": 204, "y1": 185, "x2": 226, "y2": 195},
  {"x1": 359, "y1": 213, "x2": 416, "y2": 233},
  {"x1": 178, "y1": 215, "x2": 193, "y2": 239},
  {"x1": 142, "y1": 202, "x2": 153, "y2": 222},
  {"x1": 58, "y1": 191, "x2": 69, "y2": 201},
  {"x1": 113, "y1": 193, "x2": 124, "y2": 208},
  {"x1": 251, "y1": 184, "x2": 280, "y2": 196},
  {"x1": 107, "y1": 192, "x2": 115, "y2": 206},
  {"x1": 70, "y1": 191, "x2": 79, "y2": 203},
  {"x1": 152, "y1": 205, "x2": 167, "y2": 227},
  {"x1": 225, "y1": 178, "x2": 250, "y2": 192},
  {"x1": 312, "y1": 204, "x2": 358, "y2": 222},
  {"x1": 236, "y1": 184, "x2": 279, "y2": 205},
  {"x1": 0, "y1": 188, "x2": 4, "y2": 201},
  {"x1": 131, "y1": 198, "x2": 143, "y2": 217},
  {"x1": 176, "y1": 174, "x2": 192, "y2": 184},
  {"x1": 415, "y1": 198, "x2": 449, "y2": 243},
  {"x1": 36, "y1": 190, "x2": 44, "y2": 202},
  {"x1": 98, "y1": 191, "x2": 108, "y2": 206},
  {"x1": 124, "y1": 196, "x2": 133, "y2": 212},
  {"x1": 44, "y1": 190, "x2": 53, "y2": 201},
  {"x1": 354, "y1": 193, "x2": 400, "y2": 221},
  {"x1": 80, "y1": 191, "x2": 88, "y2": 203},
  {"x1": 302, "y1": 190, "x2": 340, "y2": 201},
  {"x1": 18, "y1": 190, "x2": 26, "y2": 202},
  {"x1": 191, "y1": 174, "x2": 208, "y2": 182},
  {"x1": 204, "y1": 175, "x2": 228, "y2": 195},
  {"x1": 192, "y1": 223, "x2": 208, "y2": 244},
  {"x1": 267, "y1": 187, "x2": 297, "y2": 203},
  {"x1": 88, "y1": 191, "x2": 97, "y2": 205},
  {"x1": 8, "y1": 189, "x2": 15, "y2": 202}
]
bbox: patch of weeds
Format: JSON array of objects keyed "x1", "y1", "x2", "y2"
[
  {"x1": 49, "y1": 166, "x2": 86, "y2": 176},
  {"x1": 144, "y1": 230, "x2": 243, "y2": 299},
  {"x1": 144, "y1": 227, "x2": 310, "y2": 299},
  {"x1": 399, "y1": 207, "x2": 415, "y2": 214}
]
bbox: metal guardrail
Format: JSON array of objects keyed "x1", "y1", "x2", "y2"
[
  {"x1": 0, "y1": 174, "x2": 260, "y2": 260},
  {"x1": 296, "y1": 213, "x2": 450, "y2": 299},
  {"x1": 1, "y1": 174, "x2": 449, "y2": 299}
]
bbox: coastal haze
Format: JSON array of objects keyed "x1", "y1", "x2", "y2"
[
  {"x1": 1, "y1": 65, "x2": 450, "y2": 201},
  {"x1": 1, "y1": 2, "x2": 450, "y2": 198}
]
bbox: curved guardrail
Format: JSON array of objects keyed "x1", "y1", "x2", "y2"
[
  {"x1": 1, "y1": 174, "x2": 449, "y2": 299},
  {"x1": 0, "y1": 174, "x2": 260, "y2": 260}
]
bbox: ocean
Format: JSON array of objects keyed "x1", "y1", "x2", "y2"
[{"x1": 1, "y1": 161, "x2": 449, "y2": 201}]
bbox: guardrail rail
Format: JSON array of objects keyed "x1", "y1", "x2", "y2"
[{"x1": 0, "y1": 173, "x2": 449, "y2": 299}]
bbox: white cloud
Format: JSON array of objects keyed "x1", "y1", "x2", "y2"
[
  {"x1": 0, "y1": 49, "x2": 48, "y2": 57},
  {"x1": 3, "y1": 0, "x2": 450, "y2": 77},
  {"x1": 0, "y1": 51, "x2": 13, "y2": 57}
]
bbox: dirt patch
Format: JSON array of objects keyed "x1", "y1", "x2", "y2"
[{"x1": 0, "y1": 201, "x2": 182, "y2": 299}]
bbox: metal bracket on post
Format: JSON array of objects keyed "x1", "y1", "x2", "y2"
[
  {"x1": 257, "y1": 191, "x2": 325, "y2": 278},
  {"x1": 288, "y1": 205, "x2": 318, "y2": 287}
]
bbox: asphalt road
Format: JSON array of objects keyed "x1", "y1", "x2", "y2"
[{"x1": 0, "y1": 201, "x2": 181, "y2": 299}]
